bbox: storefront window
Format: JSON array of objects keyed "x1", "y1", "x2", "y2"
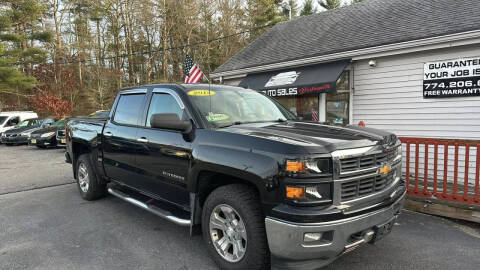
[
  {"x1": 269, "y1": 70, "x2": 349, "y2": 123},
  {"x1": 276, "y1": 95, "x2": 319, "y2": 121},
  {"x1": 326, "y1": 71, "x2": 350, "y2": 124}
]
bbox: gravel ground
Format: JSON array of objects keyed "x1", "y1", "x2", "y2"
[{"x1": 0, "y1": 144, "x2": 479, "y2": 270}]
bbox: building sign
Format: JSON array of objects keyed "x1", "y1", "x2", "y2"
[
  {"x1": 423, "y1": 57, "x2": 480, "y2": 98},
  {"x1": 262, "y1": 87, "x2": 298, "y2": 97},
  {"x1": 264, "y1": 71, "x2": 300, "y2": 87},
  {"x1": 239, "y1": 60, "x2": 349, "y2": 97},
  {"x1": 260, "y1": 83, "x2": 332, "y2": 97}
]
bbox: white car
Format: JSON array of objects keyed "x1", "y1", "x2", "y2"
[{"x1": 0, "y1": 111, "x2": 38, "y2": 135}]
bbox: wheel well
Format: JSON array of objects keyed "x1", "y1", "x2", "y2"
[
  {"x1": 196, "y1": 171, "x2": 260, "y2": 208},
  {"x1": 72, "y1": 142, "x2": 90, "y2": 177}
]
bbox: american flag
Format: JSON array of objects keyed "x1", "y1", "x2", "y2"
[{"x1": 184, "y1": 54, "x2": 204, "y2": 84}]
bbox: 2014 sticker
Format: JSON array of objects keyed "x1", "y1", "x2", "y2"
[{"x1": 188, "y1": 90, "x2": 216, "y2": 96}]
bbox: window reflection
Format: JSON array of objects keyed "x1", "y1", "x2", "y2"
[{"x1": 276, "y1": 95, "x2": 319, "y2": 121}]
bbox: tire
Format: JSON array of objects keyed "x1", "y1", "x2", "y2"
[
  {"x1": 75, "y1": 154, "x2": 106, "y2": 201},
  {"x1": 202, "y1": 184, "x2": 269, "y2": 270}
]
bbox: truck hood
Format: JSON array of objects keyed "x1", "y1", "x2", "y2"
[{"x1": 223, "y1": 121, "x2": 397, "y2": 154}]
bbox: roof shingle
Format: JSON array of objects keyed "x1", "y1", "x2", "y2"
[{"x1": 214, "y1": 0, "x2": 480, "y2": 74}]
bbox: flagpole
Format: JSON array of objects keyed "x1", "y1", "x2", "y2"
[{"x1": 203, "y1": 74, "x2": 211, "y2": 84}]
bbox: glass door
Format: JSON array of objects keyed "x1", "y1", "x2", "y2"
[{"x1": 326, "y1": 71, "x2": 350, "y2": 125}]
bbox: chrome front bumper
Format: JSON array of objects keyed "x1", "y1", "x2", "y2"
[{"x1": 265, "y1": 190, "x2": 406, "y2": 268}]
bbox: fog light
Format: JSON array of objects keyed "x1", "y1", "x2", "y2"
[{"x1": 304, "y1": 232, "x2": 323, "y2": 242}]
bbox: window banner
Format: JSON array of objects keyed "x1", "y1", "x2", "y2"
[{"x1": 423, "y1": 57, "x2": 480, "y2": 98}]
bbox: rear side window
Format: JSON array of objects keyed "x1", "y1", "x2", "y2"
[
  {"x1": 146, "y1": 93, "x2": 184, "y2": 127},
  {"x1": 114, "y1": 94, "x2": 145, "y2": 126},
  {"x1": 7, "y1": 116, "x2": 20, "y2": 126}
]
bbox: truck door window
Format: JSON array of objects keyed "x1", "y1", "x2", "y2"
[
  {"x1": 113, "y1": 94, "x2": 145, "y2": 126},
  {"x1": 145, "y1": 93, "x2": 185, "y2": 127}
]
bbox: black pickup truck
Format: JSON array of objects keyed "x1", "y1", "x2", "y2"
[{"x1": 65, "y1": 84, "x2": 405, "y2": 270}]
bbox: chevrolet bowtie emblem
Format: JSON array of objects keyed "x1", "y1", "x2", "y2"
[{"x1": 379, "y1": 164, "x2": 391, "y2": 175}]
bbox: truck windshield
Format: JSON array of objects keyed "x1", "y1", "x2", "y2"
[
  {"x1": 0, "y1": 116, "x2": 8, "y2": 126},
  {"x1": 187, "y1": 88, "x2": 297, "y2": 128}
]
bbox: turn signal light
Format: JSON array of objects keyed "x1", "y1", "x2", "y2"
[
  {"x1": 286, "y1": 186, "x2": 305, "y2": 199},
  {"x1": 286, "y1": 161, "x2": 306, "y2": 173}
]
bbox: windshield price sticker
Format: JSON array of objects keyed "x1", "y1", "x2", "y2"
[
  {"x1": 188, "y1": 90, "x2": 216, "y2": 96},
  {"x1": 206, "y1": 113, "x2": 229, "y2": 122},
  {"x1": 423, "y1": 57, "x2": 480, "y2": 98}
]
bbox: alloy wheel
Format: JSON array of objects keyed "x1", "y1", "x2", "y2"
[
  {"x1": 209, "y1": 204, "x2": 248, "y2": 263},
  {"x1": 78, "y1": 162, "x2": 90, "y2": 193}
]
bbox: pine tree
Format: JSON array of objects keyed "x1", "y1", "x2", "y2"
[
  {"x1": 0, "y1": 0, "x2": 51, "y2": 107},
  {"x1": 351, "y1": 0, "x2": 365, "y2": 3},
  {"x1": 300, "y1": 0, "x2": 317, "y2": 16},
  {"x1": 281, "y1": 0, "x2": 299, "y2": 20},
  {"x1": 246, "y1": 0, "x2": 283, "y2": 40},
  {"x1": 318, "y1": 0, "x2": 342, "y2": 10}
]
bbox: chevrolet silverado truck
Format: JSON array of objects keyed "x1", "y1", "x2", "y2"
[{"x1": 65, "y1": 84, "x2": 406, "y2": 270}]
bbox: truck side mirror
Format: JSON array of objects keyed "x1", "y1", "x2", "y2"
[{"x1": 150, "y1": 113, "x2": 192, "y2": 134}]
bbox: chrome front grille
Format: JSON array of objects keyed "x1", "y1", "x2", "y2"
[
  {"x1": 338, "y1": 148, "x2": 398, "y2": 202},
  {"x1": 339, "y1": 151, "x2": 395, "y2": 174},
  {"x1": 341, "y1": 172, "x2": 395, "y2": 201},
  {"x1": 57, "y1": 130, "x2": 65, "y2": 137}
]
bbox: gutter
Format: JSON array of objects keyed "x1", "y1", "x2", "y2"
[{"x1": 211, "y1": 29, "x2": 480, "y2": 80}]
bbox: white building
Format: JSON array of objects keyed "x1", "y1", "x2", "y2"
[{"x1": 212, "y1": 0, "x2": 480, "y2": 208}]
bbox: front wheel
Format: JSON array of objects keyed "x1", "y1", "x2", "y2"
[
  {"x1": 202, "y1": 184, "x2": 269, "y2": 270},
  {"x1": 75, "y1": 154, "x2": 106, "y2": 201}
]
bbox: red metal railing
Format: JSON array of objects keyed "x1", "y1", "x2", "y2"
[{"x1": 399, "y1": 137, "x2": 480, "y2": 205}]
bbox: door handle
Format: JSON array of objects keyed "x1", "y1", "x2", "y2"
[
  {"x1": 137, "y1": 137, "x2": 149, "y2": 143},
  {"x1": 104, "y1": 132, "x2": 113, "y2": 137}
]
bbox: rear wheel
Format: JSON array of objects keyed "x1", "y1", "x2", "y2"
[
  {"x1": 75, "y1": 154, "x2": 106, "y2": 201},
  {"x1": 202, "y1": 184, "x2": 269, "y2": 270}
]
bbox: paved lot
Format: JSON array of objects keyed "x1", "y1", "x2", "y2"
[
  {"x1": 1, "y1": 145, "x2": 479, "y2": 270},
  {"x1": 0, "y1": 145, "x2": 73, "y2": 195}
]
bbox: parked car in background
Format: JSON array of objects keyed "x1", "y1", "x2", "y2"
[
  {"x1": 56, "y1": 129, "x2": 66, "y2": 147},
  {"x1": 0, "y1": 111, "x2": 38, "y2": 137},
  {"x1": 1, "y1": 118, "x2": 57, "y2": 145},
  {"x1": 29, "y1": 119, "x2": 67, "y2": 148},
  {"x1": 88, "y1": 110, "x2": 110, "y2": 118}
]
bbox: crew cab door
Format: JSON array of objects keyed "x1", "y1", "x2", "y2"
[
  {"x1": 103, "y1": 89, "x2": 147, "y2": 187},
  {"x1": 135, "y1": 88, "x2": 193, "y2": 207}
]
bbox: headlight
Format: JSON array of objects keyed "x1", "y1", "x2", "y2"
[
  {"x1": 286, "y1": 159, "x2": 332, "y2": 175},
  {"x1": 396, "y1": 144, "x2": 402, "y2": 159},
  {"x1": 1, "y1": 133, "x2": 4, "y2": 137},
  {"x1": 41, "y1": 132, "x2": 56, "y2": 138},
  {"x1": 285, "y1": 183, "x2": 332, "y2": 205},
  {"x1": 21, "y1": 132, "x2": 31, "y2": 137}
]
